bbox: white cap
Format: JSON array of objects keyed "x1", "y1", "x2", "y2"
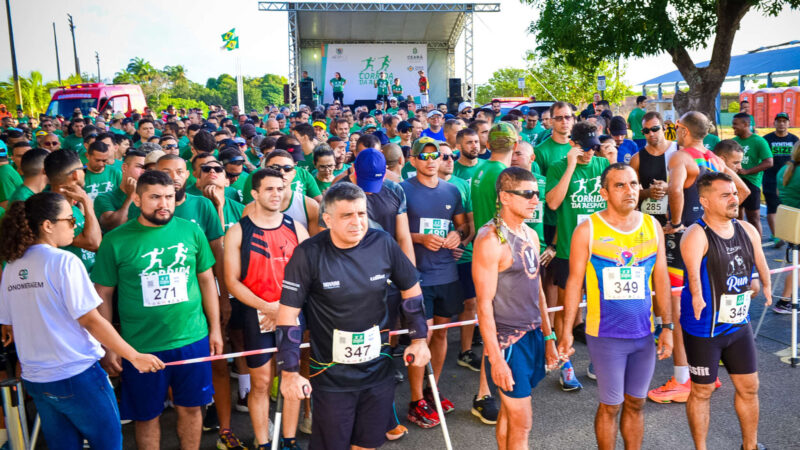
[
  {"x1": 427, "y1": 110, "x2": 444, "y2": 118},
  {"x1": 458, "y1": 102, "x2": 472, "y2": 113}
]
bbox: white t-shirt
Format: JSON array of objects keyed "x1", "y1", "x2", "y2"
[{"x1": 0, "y1": 245, "x2": 104, "y2": 383}]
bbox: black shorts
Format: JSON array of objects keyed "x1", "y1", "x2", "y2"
[
  {"x1": 242, "y1": 303, "x2": 276, "y2": 369},
  {"x1": 682, "y1": 325, "x2": 757, "y2": 385},
  {"x1": 665, "y1": 231, "x2": 685, "y2": 288},
  {"x1": 228, "y1": 297, "x2": 245, "y2": 331},
  {"x1": 422, "y1": 281, "x2": 464, "y2": 319},
  {"x1": 457, "y1": 262, "x2": 477, "y2": 300},
  {"x1": 762, "y1": 188, "x2": 780, "y2": 214},
  {"x1": 310, "y1": 381, "x2": 395, "y2": 450},
  {"x1": 741, "y1": 179, "x2": 762, "y2": 212},
  {"x1": 551, "y1": 257, "x2": 570, "y2": 289}
]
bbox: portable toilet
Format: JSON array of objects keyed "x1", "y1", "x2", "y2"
[
  {"x1": 783, "y1": 86, "x2": 800, "y2": 127},
  {"x1": 753, "y1": 89, "x2": 771, "y2": 128},
  {"x1": 739, "y1": 89, "x2": 757, "y2": 110},
  {"x1": 766, "y1": 87, "x2": 786, "y2": 126}
]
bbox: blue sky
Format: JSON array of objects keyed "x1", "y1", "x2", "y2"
[{"x1": 1, "y1": 0, "x2": 798, "y2": 89}]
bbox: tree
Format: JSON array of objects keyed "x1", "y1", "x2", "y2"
[
  {"x1": 0, "y1": 71, "x2": 53, "y2": 116},
  {"x1": 523, "y1": 0, "x2": 800, "y2": 121}
]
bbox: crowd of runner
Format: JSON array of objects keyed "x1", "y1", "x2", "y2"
[{"x1": 0, "y1": 91, "x2": 798, "y2": 450}]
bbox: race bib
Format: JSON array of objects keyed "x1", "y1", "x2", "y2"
[
  {"x1": 525, "y1": 202, "x2": 544, "y2": 224},
  {"x1": 602, "y1": 266, "x2": 646, "y2": 300},
  {"x1": 641, "y1": 197, "x2": 668, "y2": 215},
  {"x1": 332, "y1": 326, "x2": 381, "y2": 364},
  {"x1": 718, "y1": 291, "x2": 751, "y2": 324},
  {"x1": 141, "y1": 272, "x2": 189, "y2": 307},
  {"x1": 420, "y1": 218, "x2": 451, "y2": 238},
  {"x1": 577, "y1": 214, "x2": 590, "y2": 225}
]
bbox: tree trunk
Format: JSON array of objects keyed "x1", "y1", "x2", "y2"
[{"x1": 668, "y1": 0, "x2": 752, "y2": 123}]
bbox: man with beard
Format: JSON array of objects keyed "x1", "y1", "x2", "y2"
[
  {"x1": 93, "y1": 170, "x2": 222, "y2": 450},
  {"x1": 453, "y1": 128, "x2": 485, "y2": 182}
]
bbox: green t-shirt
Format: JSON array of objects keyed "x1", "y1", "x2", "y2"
[
  {"x1": 297, "y1": 152, "x2": 315, "y2": 171},
  {"x1": 0, "y1": 164, "x2": 22, "y2": 203},
  {"x1": 391, "y1": 85, "x2": 403, "y2": 96},
  {"x1": 534, "y1": 137, "x2": 571, "y2": 226},
  {"x1": 777, "y1": 164, "x2": 800, "y2": 208},
  {"x1": 350, "y1": 124, "x2": 362, "y2": 134},
  {"x1": 520, "y1": 124, "x2": 546, "y2": 145},
  {"x1": 446, "y1": 175, "x2": 473, "y2": 263},
  {"x1": 703, "y1": 133, "x2": 721, "y2": 151},
  {"x1": 453, "y1": 159, "x2": 486, "y2": 183},
  {"x1": 84, "y1": 166, "x2": 121, "y2": 201},
  {"x1": 314, "y1": 177, "x2": 332, "y2": 193},
  {"x1": 128, "y1": 194, "x2": 224, "y2": 241},
  {"x1": 62, "y1": 135, "x2": 84, "y2": 152},
  {"x1": 94, "y1": 186, "x2": 127, "y2": 231},
  {"x1": 330, "y1": 78, "x2": 346, "y2": 92},
  {"x1": 401, "y1": 161, "x2": 417, "y2": 180},
  {"x1": 733, "y1": 134, "x2": 773, "y2": 187},
  {"x1": 470, "y1": 160, "x2": 507, "y2": 232},
  {"x1": 91, "y1": 217, "x2": 215, "y2": 353},
  {"x1": 246, "y1": 149, "x2": 262, "y2": 168},
  {"x1": 545, "y1": 157, "x2": 610, "y2": 259},
  {"x1": 185, "y1": 183, "x2": 239, "y2": 203},
  {"x1": 535, "y1": 130, "x2": 552, "y2": 146},
  {"x1": 376, "y1": 79, "x2": 390, "y2": 96},
  {"x1": 523, "y1": 173, "x2": 548, "y2": 253},
  {"x1": 7, "y1": 184, "x2": 34, "y2": 204},
  {"x1": 229, "y1": 173, "x2": 249, "y2": 203},
  {"x1": 628, "y1": 107, "x2": 646, "y2": 140},
  {"x1": 62, "y1": 204, "x2": 95, "y2": 272},
  {"x1": 223, "y1": 199, "x2": 245, "y2": 232}
]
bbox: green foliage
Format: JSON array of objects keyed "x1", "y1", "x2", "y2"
[
  {"x1": 151, "y1": 96, "x2": 208, "y2": 113},
  {"x1": 728, "y1": 101, "x2": 740, "y2": 112},
  {"x1": 0, "y1": 71, "x2": 55, "y2": 116},
  {"x1": 757, "y1": 79, "x2": 798, "y2": 88}
]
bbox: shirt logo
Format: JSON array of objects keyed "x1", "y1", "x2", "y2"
[
  {"x1": 18, "y1": 269, "x2": 28, "y2": 280},
  {"x1": 322, "y1": 280, "x2": 341, "y2": 290},
  {"x1": 370, "y1": 274, "x2": 386, "y2": 282},
  {"x1": 445, "y1": 204, "x2": 451, "y2": 210}
]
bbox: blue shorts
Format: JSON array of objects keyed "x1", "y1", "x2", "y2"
[
  {"x1": 485, "y1": 329, "x2": 545, "y2": 399},
  {"x1": 457, "y1": 262, "x2": 476, "y2": 300},
  {"x1": 120, "y1": 336, "x2": 214, "y2": 421},
  {"x1": 586, "y1": 334, "x2": 655, "y2": 405}
]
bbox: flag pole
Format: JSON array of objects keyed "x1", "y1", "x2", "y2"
[{"x1": 236, "y1": 55, "x2": 244, "y2": 112}]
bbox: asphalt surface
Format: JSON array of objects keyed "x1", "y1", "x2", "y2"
[{"x1": 110, "y1": 234, "x2": 799, "y2": 450}]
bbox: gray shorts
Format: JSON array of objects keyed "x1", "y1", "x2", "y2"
[{"x1": 586, "y1": 334, "x2": 656, "y2": 405}]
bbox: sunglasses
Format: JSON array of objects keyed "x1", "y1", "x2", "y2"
[
  {"x1": 268, "y1": 164, "x2": 295, "y2": 173},
  {"x1": 641, "y1": 126, "x2": 662, "y2": 135},
  {"x1": 201, "y1": 165, "x2": 224, "y2": 173},
  {"x1": 224, "y1": 159, "x2": 245, "y2": 166},
  {"x1": 441, "y1": 151, "x2": 460, "y2": 161},
  {"x1": 552, "y1": 115, "x2": 573, "y2": 122},
  {"x1": 164, "y1": 144, "x2": 179, "y2": 149},
  {"x1": 416, "y1": 152, "x2": 440, "y2": 161},
  {"x1": 503, "y1": 189, "x2": 539, "y2": 199},
  {"x1": 54, "y1": 216, "x2": 77, "y2": 227},
  {"x1": 461, "y1": 109, "x2": 473, "y2": 114}
]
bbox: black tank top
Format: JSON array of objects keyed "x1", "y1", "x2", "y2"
[
  {"x1": 639, "y1": 147, "x2": 671, "y2": 225},
  {"x1": 680, "y1": 166, "x2": 709, "y2": 226}
]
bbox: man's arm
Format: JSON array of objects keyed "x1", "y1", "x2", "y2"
[
  {"x1": 394, "y1": 212, "x2": 417, "y2": 266},
  {"x1": 65, "y1": 186, "x2": 102, "y2": 252},
  {"x1": 722, "y1": 165, "x2": 751, "y2": 201},
  {"x1": 560, "y1": 220, "x2": 590, "y2": 341},
  {"x1": 545, "y1": 148, "x2": 580, "y2": 210},
  {"x1": 197, "y1": 268, "x2": 222, "y2": 355},
  {"x1": 666, "y1": 153, "x2": 689, "y2": 230},
  {"x1": 650, "y1": 218, "x2": 673, "y2": 359},
  {"x1": 740, "y1": 157, "x2": 773, "y2": 176},
  {"x1": 305, "y1": 197, "x2": 321, "y2": 236},
  {"x1": 472, "y1": 226, "x2": 507, "y2": 379},
  {"x1": 94, "y1": 283, "x2": 123, "y2": 376},
  {"x1": 740, "y1": 220, "x2": 772, "y2": 306},
  {"x1": 680, "y1": 224, "x2": 709, "y2": 320},
  {"x1": 99, "y1": 178, "x2": 136, "y2": 230}
]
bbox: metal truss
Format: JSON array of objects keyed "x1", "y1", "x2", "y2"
[
  {"x1": 299, "y1": 40, "x2": 449, "y2": 49},
  {"x1": 288, "y1": 10, "x2": 299, "y2": 107},
  {"x1": 258, "y1": 2, "x2": 500, "y2": 12},
  {"x1": 464, "y1": 11, "x2": 474, "y2": 102}
]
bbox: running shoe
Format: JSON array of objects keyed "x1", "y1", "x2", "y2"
[
  {"x1": 559, "y1": 361, "x2": 582, "y2": 391},
  {"x1": 773, "y1": 299, "x2": 792, "y2": 315},
  {"x1": 280, "y1": 438, "x2": 301, "y2": 450},
  {"x1": 407, "y1": 399, "x2": 440, "y2": 428},
  {"x1": 424, "y1": 386, "x2": 454, "y2": 414},
  {"x1": 647, "y1": 376, "x2": 691, "y2": 403},
  {"x1": 586, "y1": 362, "x2": 597, "y2": 380},
  {"x1": 471, "y1": 395, "x2": 499, "y2": 425},
  {"x1": 741, "y1": 444, "x2": 768, "y2": 450},
  {"x1": 203, "y1": 404, "x2": 220, "y2": 431},
  {"x1": 299, "y1": 414, "x2": 312, "y2": 435},
  {"x1": 457, "y1": 349, "x2": 482, "y2": 372},
  {"x1": 235, "y1": 392, "x2": 249, "y2": 413},
  {"x1": 216, "y1": 428, "x2": 247, "y2": 450},
  {"x1": 385, "y1": 424, "x2": 408, "y2": 441}
]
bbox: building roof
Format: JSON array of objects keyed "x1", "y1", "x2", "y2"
[{"x1": 639, "y1": 45, "x2": 800, "y2": 85}]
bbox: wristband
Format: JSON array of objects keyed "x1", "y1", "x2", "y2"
[
  {"x1": 400, "y1": 294, "x2": 428, "y2": 339},
  {"x1": 543, "y1": 331, "x2": 556, "y2": 341},
  {"x1": 275, "y1": 325, "x2": 303, "y2": 373}
]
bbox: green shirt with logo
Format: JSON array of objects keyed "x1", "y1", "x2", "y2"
[
  {"x1": 703, "y1": 133, "x2": 721, "y2": 152},
  {"x1": 534, "y1": 137, "x2": 572, "y2": 226},
  {"x1": 628, "y1": 107, "x2": 646, "y2": 140},
  {"x1": 128, "y1": 194, "x2": 224, "y2": 241},
  {"x1": 733, "y1": 134, "x2": 773, "y2": 188},
  {"x1": 91, "y1": 217, "x2": 215, "y2": 353},
  {"x1": 520, "y1": 124, "x2": 546, "y2": 145},
  {"x1": 376, "y1": 79, "x2": 390, "y2": 96},
  {"x1": 84, "y1": 167, "x2": 121, "y2": 201},
  {"x1": 470, "y1": 160, "x2": 507, "y2": 232},
  {"x1": 453, "y1": 159, "x2": 486, "y2": 183},
  {"x1": 523, "y1": 173, "x2": 548, "y2": 253},
  {"x1": 330, "y1": 78, "x2": 346, "y2": 93},
  {"x1": 7, "y1": 183, "x2": 33, "y2": 204}
]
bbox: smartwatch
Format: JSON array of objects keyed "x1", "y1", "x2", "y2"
[{"x1": 661, "y1": 323, "x2": 674, "y2": 331}]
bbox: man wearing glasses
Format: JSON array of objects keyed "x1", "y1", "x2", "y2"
[
  {"x1": 458, "y1": 102, "x2": 474, "y2": 122},
  {"x1": 545, "y1": 121, "x2": 611, "y2": 391},
  {"x1": 402, "y1": 137, "x2": 468, "y2": 428},
  {"x1": 159, "y1": 135, "x2": 181, "y2": 156},
  {"x1": 187, "y1": 152, "x2": 239, "y2": 202},
  {"x1": 630, "y1": 111, "x2": 677, "y2": 227}
]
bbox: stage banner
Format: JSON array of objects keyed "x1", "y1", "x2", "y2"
[{"x1": 321, "y1": 43, "x2": 427, "y2": 104}]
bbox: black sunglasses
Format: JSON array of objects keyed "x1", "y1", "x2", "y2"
[
  {"x1": 503, "y1": 189, "x2": 539, "y2": 199},
  {"x1": 441, "y1": 151, "x2": 460, "y2": 161},
  {"x1": 201, "y1": 165, "x2": 224, "y2": 173},
  {"x1": 164, "y1": 144, "x2": 179, "y2": 149},
  {"x1": 267, "y1": 164, "x2": 295, "y2": 173},
  {"x1": 641, "y1": 126, "x2": 662, "y2": 135}
]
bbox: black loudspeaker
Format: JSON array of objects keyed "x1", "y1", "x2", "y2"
[
  {"x1": 447, "y1": 97, "x2": 463, "y2": 115},
  {"x1": 449, "y1": 78, "x2": 462, "y2": 98},
  {"x1": 283, "y1": 84, "x2": 290, "y2": 104},
  {"x1": 300, "y1": 81, "x2": 315, "y2": 107},
  {"x1": 352, "y1": 100, "x2": 377, "y2": 111}
]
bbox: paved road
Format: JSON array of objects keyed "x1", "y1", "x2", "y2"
[{"x1": 121, "y1": 238, "x2": 800, "y2": 449}]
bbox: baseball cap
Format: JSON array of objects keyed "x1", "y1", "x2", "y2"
[
  {"x1": 144, "y1": 150, "x2": 166, "y2": 166},
  {"x1": 570, "y1": 122, "x2": 602, "y2": 151},
  {"x1": 276, "y1": 113, "x2": 286, "y2": 121},
  {"x1": 354, "y1": 148, "x2": 386, "y2": 193},
  {"x1": 121, "y1": 118, "x2": 134, "y2": 126},
  {"x1": 233, "y1": 137, "x2": 247, "y2": 145},
  {"x1": 609, "y1": 116, "x2": 628, "y2": 136},
  {"x1": 411, "y1": 137, "x2": 440, "y2": 156},
  {"x1": 776, "y1": 112, "x2": 790, "y2": 121},
  {"x1": 488, "y1": 122, "x2": 518, "y2": 145},
  {"x1": 458, "y1": 102, "x2": 472, "y2": 113},
  {"x1": 388, "y1": 96, "x2": 397, "y2": 102},
  {"x1": 312, "y1": 121, "x2": 327, "y2": 130},
  {"x1": 362, "y1": 123, "x2": 378, "y2": 131},
  {"x1": 397, "y1": 121, "x2": 412, "y2": 133},
  {"x1": 375, "y1": 100, "x2": 384, "y2": 104},
  {"x1": 35, "y1": 130, "x2": 48, "y2": 137},
  {"x1": 112, "y1": 112, "x2": 126, "y2": 120},
  {"x1": 444, "y1": 113, "x2": 455, "y2": 120},
  {"x1": 427, "y1": 110, "x2": 444, "y2": 118},
  {"x1": 240, "y1": 123, "x2": 257, "y2": 139}
]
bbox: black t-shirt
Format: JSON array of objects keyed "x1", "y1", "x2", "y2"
[
  {"x1": 280, "y1": 228, "x2": 418, "y2": 392},
  {"x1": 763, "y1": 132, "x2": 799, "y2": 191}
]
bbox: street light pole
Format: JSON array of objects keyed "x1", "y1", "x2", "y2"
[
  {"x1": 67, "y1": 13, "x2": 80, "y2": 77},
  {"x1": 5, "y1": 0, "x2": 23, "y2": 109},
  {"x1": 53, "y1": 22, "x2": 62, "y2": 84},
  {"x1": 95, "y1": 51, "x2": 100, "y2": 82}
]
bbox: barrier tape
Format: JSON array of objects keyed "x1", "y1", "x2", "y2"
[{"x1": 164, "y1": 264, "x2": 800, "y2": 367}]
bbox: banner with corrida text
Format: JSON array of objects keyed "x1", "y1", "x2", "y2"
[{"x1": 321, "y1": 44, "x2": 427, "y2": 104}]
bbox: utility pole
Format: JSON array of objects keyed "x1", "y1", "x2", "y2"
[
  {"x1": 95, "y1": 51, "x2": 100, "y2": 82},
  {"x1": 5, "y1": 0, "x2": 23, "y2": 109},
  {"x1": 67, "y1": 13, "x2": 80, "y2": 77},
  {"x1": 53, "y1": 22, "x2": 62, "y2": 84}
]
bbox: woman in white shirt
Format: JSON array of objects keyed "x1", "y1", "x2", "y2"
[{"x1": 0, "y1": 192, "x2": 164, "y2": 450}]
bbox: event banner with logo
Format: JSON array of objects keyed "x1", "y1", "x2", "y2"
[{"x1": 321, "y1": 44, "x2": 427, "y2": 103}]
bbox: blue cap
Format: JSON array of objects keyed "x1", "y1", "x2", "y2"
[
  {"x1": 276, "y1": 113, "x2": 285, "y2": 120},
  {"x1": 233, "y1": 137, "x2": 247, "y2": 145},
  {"x1": 444, "y1": 113, "x2": 455, "y2": 120},
  {"x1": 354, "y1": 148, "x2": 386, "y2": 193}
]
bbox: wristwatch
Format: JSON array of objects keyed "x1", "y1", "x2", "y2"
[{"x1": 661, "y1": 323, "x2": 674, "y2": 331}]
